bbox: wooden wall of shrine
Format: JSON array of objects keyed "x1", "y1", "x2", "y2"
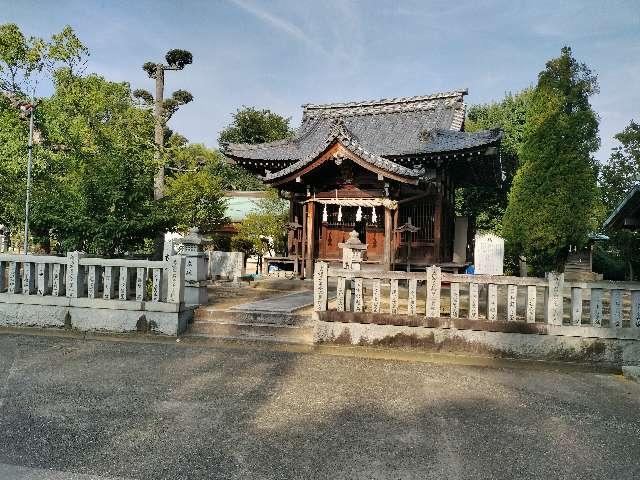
[{"x1": 287, "y1": 166, "x2": 458, "y2": 272}]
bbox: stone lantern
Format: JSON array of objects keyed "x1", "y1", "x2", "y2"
[
  {"x1": 338, "y1": 230, "x2": 368, "y2": 270},
  {"x1": 174, "y1": 227, "x2": 211, "y2": 307}
]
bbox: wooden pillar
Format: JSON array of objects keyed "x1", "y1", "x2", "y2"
[
  {"x1": 306, "y1": 201, "x2": 315, "y2": 277},
  {"x1": 433, "y1": 176, "x2": 443, "y2": 263},
  {"x1": 392, "y1": 208, "x2": 399, "y2": 270},
  {"x1": 301, "y1": 203, "x2": 307, "y2": 279},
  {"x1": 383, "y1": 207, "x2": 392, "y2": 271}
]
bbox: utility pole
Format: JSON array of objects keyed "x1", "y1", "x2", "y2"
[{"x1": 23, "y1": 97, "x2": 35, "y2": 254}]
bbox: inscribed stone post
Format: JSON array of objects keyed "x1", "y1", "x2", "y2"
[
  {"x1": 174, "y1": 228, "x2": 211, "y2": 306},
  {"x1": 66, "y1": 251, "x2": 85, "y2": 298},
  {"x1": 37, "y1": 263, "x2": 50, "y2": 296},
  {"x1": 313, "y1": 261, "x2": 328, "y2": 312},
  {"x1": 22, "y1": 262, "x2": 35, "y2": 295},
  {"x1": 8, "y1": 262, "x2": 20, "y2": 293},
  {"x1": 52, "y1": 263, "x2": 65, "y2": 296}
]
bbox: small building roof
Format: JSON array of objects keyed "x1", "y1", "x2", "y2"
[
  {"x1": 603, "y1": 185, "x2": 640, "y2": 230},
  {"x1": 222, "y1": 90, "x2": 502, "y2": 186},
  {"x1": 223, "y1": 191, "x2": 268, "y2": 222}
]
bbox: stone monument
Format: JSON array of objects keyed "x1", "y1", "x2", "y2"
[
  {"x1": 174, "y1": 227, "x2": 210, "y2": 307},
  {"x1": 474, "y1": 233, "x2": 504, "y2": 275}
]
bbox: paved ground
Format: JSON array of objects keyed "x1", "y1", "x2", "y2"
[
  {"x1": 229, "y1": 291, "x2": 314, "y2": 313},
  {"x1": 0, "y1": 332, "x2": 639, "y2": 480}
]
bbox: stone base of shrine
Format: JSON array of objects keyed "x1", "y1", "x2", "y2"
[
  {"x1": 313, "y1": 320, "x2": 640, "y2": 368},
  {"x1": 0, "y1": 296, "x2": 194, "y2": 336}
]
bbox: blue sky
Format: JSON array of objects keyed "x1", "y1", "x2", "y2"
[{"x1": 2, "y1": 0, "x2": 639, "y2": 161}]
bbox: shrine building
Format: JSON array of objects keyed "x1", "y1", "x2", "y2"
[{"x1": 222, "y1": 90, "x2": 502, "y2": 276}]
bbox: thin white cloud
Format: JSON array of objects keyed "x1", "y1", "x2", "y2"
[{"x1": 227, "y1": 0, "x2": 328, "y2": 56}]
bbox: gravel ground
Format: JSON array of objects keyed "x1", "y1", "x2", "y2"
[{"x1": 0, "y1": 332, "x2": 639, "y2": 480}]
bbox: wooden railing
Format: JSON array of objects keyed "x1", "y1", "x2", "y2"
[
  {"x1": 313, "y1": 262, "x2": 640, "y2": 334},
  {"x1": 0, "y1": 252, "x2": 185, "y2": 304}
]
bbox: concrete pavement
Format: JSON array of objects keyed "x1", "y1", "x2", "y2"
[{"x1": 0, "y1": 332, "x2": 639, "y2": 479}]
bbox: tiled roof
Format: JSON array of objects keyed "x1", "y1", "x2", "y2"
[
  {"x1": 262, "y1": 119, "x2": 423, "y2": 182},
  {"x1": 222, "y1": 90, "x2": 502, "y2": 181},
  {"x1": 603, "y1": 185, "x2": 640, "y2": 230}
]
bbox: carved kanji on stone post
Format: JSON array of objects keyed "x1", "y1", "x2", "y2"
[{"x1": 174, "y1": 227, "x2": 211, "y2": 307}]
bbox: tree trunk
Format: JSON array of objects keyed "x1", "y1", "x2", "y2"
[
  {"x1": 152, "y1": 65, "x2": 166, "y2": 259},
  {"x1": 153, "y1": 65, "x2": 165, "y2": 200}
]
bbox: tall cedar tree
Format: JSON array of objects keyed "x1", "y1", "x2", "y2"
[{"x1": 502, "y1": 47, "x2": 600, "y2": 273}]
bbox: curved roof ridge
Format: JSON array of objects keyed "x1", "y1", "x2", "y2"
[
  {"x1": 302, "y1": 89, "x2": 468, "y2": 111},
  {"x1": 263, "y1": 125, "x2": 421, "y2": 182}
]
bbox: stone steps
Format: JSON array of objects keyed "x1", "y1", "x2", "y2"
[
  {"x1": 194, "y1": 307, "x2": 310, "y2": 326},
  {"x1": 187, "y1": 319, "x2": 314, "y2": 345}
]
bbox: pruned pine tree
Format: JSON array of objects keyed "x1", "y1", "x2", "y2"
[{"x1": 137, "y1": 49, "x2": 193, "y2": 200}]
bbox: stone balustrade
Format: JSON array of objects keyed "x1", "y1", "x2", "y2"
[
  {"x1": 0, "y1": 252, "x2": 189, "y2": 335},
  {"x1": 313, "y1": 262, "x2": 640, "y2": 340}
]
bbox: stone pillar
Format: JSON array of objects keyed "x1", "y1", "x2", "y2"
[
  {"x1": 66, "y1": 251, "x2": 85, "y2": 298},
  {"x1": 174, "y1": 227, "x2": 209, "y2": 307},
  {"x1": 0, "y1": 225, "x2": 8, "y2": 253}
]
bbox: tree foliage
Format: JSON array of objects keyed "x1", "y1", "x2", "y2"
[
  {"x1": 32, "y1": 70, "x2": 170, "y2": 254},
  {"x1": 0, "y1": 24, "x2": 170, "y2": 255},
  {"x1": 460, "y1": 89, "x2": 533, "y2": 233},
  {"x1": 0, "y1": 23, "x2": 87, "y2": 97},
  {"x1": 166, "y1": 169, "x2": 226, "y2": 233},
  {"x1": 502, "y1": 47, "x2": 601, "y2": 273},
  {"x1": 165, "y1": 49, "x2": 192, "y2": 70},
  {"x1": 218, "y1": 107, "x2": 293, "y2": 145},
  {"x1": 600, "y1": 121, "x2": 640, "y2": 212},
  {"x1": 231, "y1": 190, "x2": 288, "y2": 260},
  {"x1": 597, "y1": 120, "x2": 640, "y2": 279}
]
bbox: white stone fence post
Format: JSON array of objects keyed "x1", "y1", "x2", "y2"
[
  {"x1": 311, "y1": 265, "x2": 640, "y2": 338},
  {"x1": 0, "y1": 252, "x2": 186, "y2": 306}
]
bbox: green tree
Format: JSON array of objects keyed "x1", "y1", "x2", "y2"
[
  {"x1": 22, "y1": 70, "x2": 169, "y2": 255},
  {"x1": 0, "y1": 23, "x2": 45, "y2": 95},
  {"x1": 218, "y1": 107, "x2": 293, "y2": 145},
  {"x1": 165, "y1": 169, "x2": 227, "y2": 233},
  {"x1": 600, "y1": 121, "x2": 640, "y2": 211},
  {"x1": 0, "y1": 24, "x2": 89, "y2": 250},
  {"x1": 0, "y1": 93, "x2": 29, "y2": 228},
  {"x1": 460, "y1": 89, "x2": 533, "y2": 233},
  {"x1": 1, "y1": 23, "x2": 87, "y2": 97},
  {"x1": 502, "y1": 47, "x2": 601, "y2": 274},
  {"x1": 231, "y1": 189, "x2": 288, "y2": 269}
]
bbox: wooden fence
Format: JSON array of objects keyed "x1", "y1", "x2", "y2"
[{"x1": 313, "y1": 262, "x2": 640, "y2": 338}]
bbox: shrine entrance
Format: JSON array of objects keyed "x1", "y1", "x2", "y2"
[{"x1": 316, "y1": 203, "x2": 385, "y2": 264}]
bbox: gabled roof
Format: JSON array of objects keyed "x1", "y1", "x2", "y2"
[
  {"x1": 603, "y1": 185, "x2": 640, "y2": 230},
  {"x1": 263, "y1": 119, "x2": 423, "y2": 184},
  {"x1": 222, "y1": 90, "x2": 502, "y2": 184}
]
